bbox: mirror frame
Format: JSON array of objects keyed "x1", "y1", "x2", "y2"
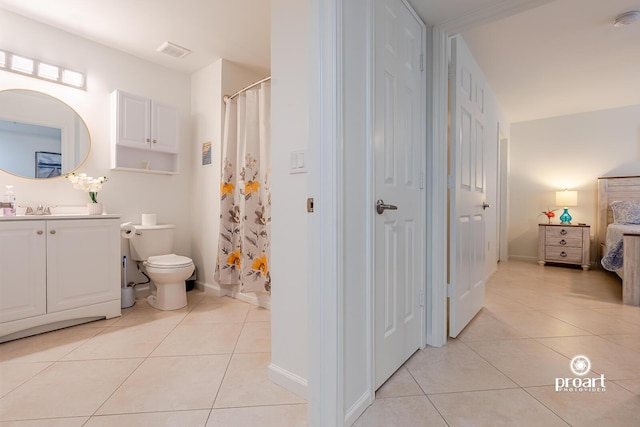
[{"x1": 0, "y1": 89, "x2": 91, "y2": 180}]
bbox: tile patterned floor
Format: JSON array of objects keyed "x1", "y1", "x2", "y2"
[
  {"x1": 0, "y1": 292, "x2": 306, "y2": 426},
  {"x1": 356, "y1": 260, "x2": 640, "y2": 427},
  {"x1": 1, "y1": 260, "x2": 639, "y2": 426}
]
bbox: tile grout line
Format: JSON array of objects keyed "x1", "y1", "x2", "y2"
[
  {"x1": 84, "y1": 292, "x2": 205, "y2": 423},
  {"x1": 205, "y1": 296, "x2": 254, "y2": 423},
  {"x1": 520, "y1": 386, "x2": 573, "y2": 427}
]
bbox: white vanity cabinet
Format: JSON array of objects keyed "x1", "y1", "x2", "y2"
[
  {"x1": 0, "y1": 216, "x2": 121, "y2": 342},
  {"x1": 110, "y1": 90, "x2": 180, "y2": 174},
  {"x1": 0, "y1": 220, "x2": 47, "y2": 323}
]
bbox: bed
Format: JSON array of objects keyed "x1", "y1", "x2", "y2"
[{"x1": 597, "y1": 176, "x2": 640, "y2": 306}]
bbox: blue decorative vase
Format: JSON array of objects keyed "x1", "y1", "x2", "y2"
[{"x1": 559, "y1": 208, "x2": 572, "y2": 224}]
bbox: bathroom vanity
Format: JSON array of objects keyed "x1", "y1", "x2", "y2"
[{"x1": 0, "y1": 215, "x2": 121, "y2": 342}]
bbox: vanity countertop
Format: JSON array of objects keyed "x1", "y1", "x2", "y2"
[{"x1": 0, "y1": 214, "x2": 121, "y2": 221}]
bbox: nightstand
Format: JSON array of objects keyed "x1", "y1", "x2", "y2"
[{"x1": 538, "y1": 224, "x2": 590, "y2": 270}]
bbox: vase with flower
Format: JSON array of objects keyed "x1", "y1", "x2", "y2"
[
  {"x1": 538, "y1": 208, "x2": 558, "y2": 224},
  {"x1": 65, "y1": 172, "x2": 108, "y2": 215}
]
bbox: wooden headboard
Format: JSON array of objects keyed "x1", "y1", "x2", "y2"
[{"x1": 597, "y1": 176, "x2": 640, "y2": 258}]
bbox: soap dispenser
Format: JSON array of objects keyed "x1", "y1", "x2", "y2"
[{"x1": 3, "y1": 185, "x2": 16, "y2": 216}]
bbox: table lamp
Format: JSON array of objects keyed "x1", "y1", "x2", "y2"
[{"x1": 556, "y1": 190, "x2": 578, "y2": 224}]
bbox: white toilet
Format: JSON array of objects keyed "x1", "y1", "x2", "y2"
[{"x1": 128, "y1": 224, "x2": 195, "y2": 310}]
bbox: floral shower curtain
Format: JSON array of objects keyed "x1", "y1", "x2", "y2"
[{"x1": 215, "y1": 82, "x2": 271, "y2": 293}]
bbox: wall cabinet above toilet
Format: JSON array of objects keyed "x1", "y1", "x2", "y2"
[{"x1": 110, "y1": 90, "x2": 180, "y2": 174}]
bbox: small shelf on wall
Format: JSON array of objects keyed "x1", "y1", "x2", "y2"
[
  {"x1": 111, "y1": 167, "x2": 177, "y2": 175},
  {"x1": 111, "y1": 145, "x2": 179, "y2": 175},
  {"x1": 110, "y1": 90, "x2": 181, "y2": 175}
]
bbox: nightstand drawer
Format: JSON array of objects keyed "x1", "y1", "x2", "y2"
[
  {"x1": 545, "y1": 246, "x2": 583, "y2": 263},
  {"x1": 546, "y1": 227, "x2": 582, "y2": 240},
  {"x1": 545, "y1": 236, "x2": 582, "y2": 247}
]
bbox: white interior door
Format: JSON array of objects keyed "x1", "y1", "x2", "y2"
[
  {"x1": 374, "y1": 0, "x2": 424, "y2": 389},
  {"x1": 449, "y1": 36, "x2": 487, "y2": 338}
]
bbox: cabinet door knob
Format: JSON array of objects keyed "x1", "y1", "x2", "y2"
[
  {"x1": 152, "y1": 139, "x2": 157, "y2": 144},
  {"x1": 146, "y1": 138, "x2": 150, "y2": 143},
  {"x1": 50, "y1": 230, "x2": 56, "y2": 235},
  {"x1": 560, "y1": 251, "x2": 567, "y2": 257},
  {"x1": 560, "y1": 229, "x2": 567, "y2": 235},
  {"x1": 37, "y1": 230, "x2": 43, "y2": 235},
  {"x1": 559, "y1": 239, "x2": 566, "y2": 245}
]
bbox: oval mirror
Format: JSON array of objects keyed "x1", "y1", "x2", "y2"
[{"x1": 0, "y1": 89, "x2": 90, "y2": 179}]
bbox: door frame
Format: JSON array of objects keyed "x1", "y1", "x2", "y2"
[
  {"x1": 307, "y1": 1, "x2": 551, "y2": 426},
  {"x1": 427, "y1": 0, "x2": 553, "y2": 347},
  {"x1": 498, "y1": 135, "x2": 510, "y2": 262}
]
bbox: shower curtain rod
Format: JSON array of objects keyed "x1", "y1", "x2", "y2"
[{"x1": 223, "y1": 76, "x2": 271, "y2": 102}]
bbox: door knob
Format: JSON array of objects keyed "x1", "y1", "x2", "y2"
[
  {"x1": 376, "y1": 199, "x2": 398, "y2": 214},
  {"x1": 482, "y1": 202, "x2": 491, "y2": 210}
]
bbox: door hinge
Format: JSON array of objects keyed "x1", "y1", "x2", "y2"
[
  {"x1": 446, "y1": 283, "x2": 452, "y2": 298},
  {"x1": 419, "y1": 290, "x2": 425, "y2": 307},
  {"x1": 420, "y1": 172, "x2": 425, "y2": 189},
  {"x1": 420, "y1": 54, "x2": 424, "y2": 72},
  {"x1": 448, "y1": 62, "x2": 455, "y2": 80}
]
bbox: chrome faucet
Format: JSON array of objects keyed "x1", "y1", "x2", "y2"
[
  {"x1": 27, "y1": 205, "x2": 51, "y2": 215},
  {"x1": 0, "y1": 203, "x2": 51, "y2": 214}
]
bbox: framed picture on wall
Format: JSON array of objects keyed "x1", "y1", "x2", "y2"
[
  {"x1": 35, "y1": 151, "x2": 62, "y2": 178},
  {"x1": 202, "y1": 141, "x2": 212, "y2": 166}
]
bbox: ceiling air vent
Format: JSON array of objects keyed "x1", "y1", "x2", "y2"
[{"x1": 156, "y1": 41, "x2": 191, "y2": 59}]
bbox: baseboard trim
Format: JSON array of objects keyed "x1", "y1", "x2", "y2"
[
  {"x1": 201, "y1": 281, "x2": 228, "y2": 296},
  {"x1": 201, "y1": 281, "x2": 271, "y2": 309},
  {"x1": 344, "y1": 390, "x2": 373, "y2": 426},
  {"x1": 507, "y1": 255, "x2": 538, "y2": 262},
  {"x1": 268, "y1": 363, "x2": 308, "y2": 400}
]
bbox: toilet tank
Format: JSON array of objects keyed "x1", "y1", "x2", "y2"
[{"x1": 129, "y1": 224, "x2": 176, "y2": 261}]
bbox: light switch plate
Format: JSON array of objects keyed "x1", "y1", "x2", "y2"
[{"x1": 290, "y1": 149, "x2": 308, "y2": 174}]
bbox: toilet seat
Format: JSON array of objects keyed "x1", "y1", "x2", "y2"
[{"x1": 145, "y1": 254, "x2": 193, "y2": 269}]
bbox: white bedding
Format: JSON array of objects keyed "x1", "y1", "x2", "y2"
[
  {"x1": 602, "y1": 223, "x2": 640, "y2": 272},
  {"x1": 605, "y1": 223, "x2": 640, "y2": 250}
]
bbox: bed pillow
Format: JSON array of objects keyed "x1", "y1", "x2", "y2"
[{"x1": 610, "y1": 200, "x2": 640, "y2": 224}]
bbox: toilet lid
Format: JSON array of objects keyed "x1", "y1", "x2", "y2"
[{"x1": 146, "y1": 254, "x2": 193, "y2": 268}]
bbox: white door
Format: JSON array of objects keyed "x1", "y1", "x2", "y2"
[
  {"x1": 374, "y1": 0, "x2": 424, "y2": 388},
  {"x1": 449, "y1": 36, "x2": 487, "y2": 338}
]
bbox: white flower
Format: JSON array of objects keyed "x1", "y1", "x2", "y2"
[{"x1": 65, "y1": 172, "x2": 109, "y2": 203}]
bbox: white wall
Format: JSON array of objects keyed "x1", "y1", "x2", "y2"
[
  {"x1": 189, "y1": 59, "x2": 265, "y2": 291},
  {"x1": 482, "y1": 95, "x2": 507, "y2": 277},
  {"x1": 508, "y1": 105, "x2": 640, "y2": 261},
  {"x1": 190, "y1": 60, "x2": 223, "y2": 288},
  {"x1": 0, "y1": 9, "x2": 192, "y2": 285},
  {"x1": 269, "y1": 0, "x2": 310, "y2": 396}
]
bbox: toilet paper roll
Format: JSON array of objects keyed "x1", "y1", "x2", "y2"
[
  {"x1": 120, "y1": 222, "x2": 136, "y2": 239},
  {"x1": 141, "y1": 213, "x2": 157, "y2": 226}
]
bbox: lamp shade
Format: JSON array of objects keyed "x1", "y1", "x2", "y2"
[{"x1": 556, "y1": 190, "x2": 578, "y2": 207}]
